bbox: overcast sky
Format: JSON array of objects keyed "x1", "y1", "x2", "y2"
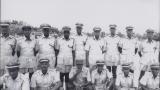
[{"x1": 1, "y1": 0, "x2": 160, "y2": 34}]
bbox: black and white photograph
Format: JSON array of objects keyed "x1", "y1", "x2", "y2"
[{"x1": 0, "y1": 0, "x2": 160, "y2": 90}]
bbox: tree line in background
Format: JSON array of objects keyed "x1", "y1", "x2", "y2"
[{"x1": 0, "y1": 20, "x2": 160, "y2": 41}]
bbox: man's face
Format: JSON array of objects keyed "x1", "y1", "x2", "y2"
[
  {"x1": 8, "y1": 68, "x2": 19, "y2": 80},
  {"x1": 151, "y1": 68, "x2": 159, "y2": 77},
  {"x1": 23, "y1": 29, "x2": 31, "y2": 38},
  {"x1": 64, "y1": 31, "x2": 70, "y2": 39},
  {"x1": 110, "y1": 28, "x2": 116, "y2": 35},
  {"x1": 126, "y1": 30, "x2": 133, "y2": 37},
  {"x1": 76, "y1": 27, "x2": 82, "y2": 35},
  {"x1": 122, "y1": 67, "x2": 130, "y2": 76},
  {"x1": 43, "y1": 28, "x2": 50, "y2": 37},
  {"x1": 97, "y1": 65, "x2": 103, "y2": 72},
  {"x1": 40, "y1": 61, "x2": 49, "y2": 71},
  {"x1": 94, "y1": 31, "x2": 100, "y2": 39},
  {"x1": 1, "y1": 27, "x2": 9, "y2": 37},
  {"x1": 76, "y1": 64, "x2": 83, "y2": 70},
  {"x1": 147, "y1": 32, "x2": 153, "y2": 39}
]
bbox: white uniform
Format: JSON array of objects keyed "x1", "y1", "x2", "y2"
[
  {"x1": 73, "y1": 34, "x2": 87, "y2": 61},
  {"x1": 0, "y1": 36, "x2": 16, "y2": 70},
  {"x1": 91, "y1": 69, "x2": 112, "y2": 90},
  {"x1": 56, "y1": 37, "x2": 75, "y2": 73},
  {"x1": 16, "y1": 39, "x2": 37, "y2": 69},
  {"x1": 0, "y1": 73, "x2": 30, "y2": 90},
  {"x1": 85, "y1": 37, "x2": 105, "y2": 66},
  {"x1": 116, "y1": 72, "x2": 136, "y2": 90},
  {"x1": 104, "y1": 35, "x2": 120, "y2": 66},
  {"x1": 36, "y1": 37, "x2": 56, "y2": 68},
  {"x1": 140, "y1": 72, "x2": 160, "y2": 89},
  {"x1": 119, "y1": 37, "x2": 139, "y2": 65},
  {"x1": 140, "y1": 40, "x2": 159, "y2": 70},
  {"x1": 31, "y1": 69, "x2": 60, "y2": 90}
]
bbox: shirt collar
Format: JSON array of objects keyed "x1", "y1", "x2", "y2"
[
  {"x1": 42, "y1": 36, "x2": 51, "y2": 39},
  {"x1": 109, "y1": 34, "x2": 117, "y2": 38},
  {"x1": 151, "y1": 73, "x2": 160, "y2": 79},
  {"x1": 146, "y1": 39, "x2": 153, "y2": 43},
  {"x1": 96, "y1": 69, "x2": 106, "y2": 75},
  {"x1": 40, "y1": 70, "x2": 49, "y2": 76},
  {"x1": 76, "y1": 34, "x2": 83, "y2": 36},
  {"x1": 62, "y1": 37, "x2": 70, "y2": 40},
  {"x1": 8, "y1": 73, "x2": 21, "y2": 81},
  {"x1": 93, "y1": 36, "x2": 101, "y2": 40},
  {"x1": 123, "y1": 72, "x2": 132, "y2": 78},
  {"x1": 126, "y1": 36, "x2": 134, "y2": 40}
]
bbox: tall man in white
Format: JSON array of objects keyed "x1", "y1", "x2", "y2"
[
  {"x1": 139, "y1": 29, "x2": 160, "y2": 80},
  {"x1": 73, "y1": 23, "x2": 88, "y2": 65},
  {"x1": 85, "y1": 27, "x2": 105, "y2": 72},
  {"x1": 118, "y1": 26, "x2": 140, "y2": 88},
  {"x1": 36, "y1": 24, "x2": 56, "y2": 69},
  {"x1": 56, "y1": 26, "x2": 75, "y2": 90},
  {"x1": 104, "y1": 24, "x2": 120, "y2": 79},
  {"x1": 16, "y1": 25, "x2": 37, "y2": 79},
  {"x1": 0, "y1": 23, "x2": 17, "y2": 76}
]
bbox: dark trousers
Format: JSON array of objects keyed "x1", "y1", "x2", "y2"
[
  {"x1": 60, "y1": 72, "x2": 70, "y2": 82},
  {"x1": 107, "y1": 66, "x2": 117, "y2": 78}
]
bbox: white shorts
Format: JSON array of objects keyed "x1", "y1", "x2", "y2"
[
  {"x1": 104, "y1": 53, "x2": 119, "y2": 66},
  {"x1": 18, "y1": 56, "x2": 37, "y2": 68},
  {"x1": 141, "y1": 53, "x2": 158, "y2": 66},
  {"x1": 75, "y1": 51, "x2": 86, "y2": 60}
]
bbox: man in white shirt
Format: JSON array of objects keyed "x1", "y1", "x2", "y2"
[
  {"x1": 116, "y1": 63, "x2": 138, "y2": 90},
  {"x1": 104, "y1": 24, "x2": 121, "y2": 79},
  {"x1": 0, "y1": 61, "x2": 30, "y2": 90},
  {"x1": 56, "y1": 26, "x2": 75, "y2": 90},
  {"x1": 73, "y1": 23, "x2": 88, "y2": 65},
  {"x1": 36, "y1": 24, "x2": 56, "y2": 69},
  {"x1": 16, "y1": 25, "x2": 37, "y2": 79},
  {"x1": 0, "y1": 23, "x2": 17, "y2": 76},
  {"x1": 139, "y1": 29, "x2": 159, "y2": 80},
  {"x1": 118, "y1": 26, "x2": 141, "y2": 88},
  {"x1": 91, "y1": 61, "x2": 113, "y2": 90},
  {"x1": 31, "y1": 58, "x2": 62, "y2": 90},
  {"x1": 140, "y1": 63, "x2": 160, "y2": 90},
  {"x1": 85, "y1": 27, "x2": 105, "y2": 72}
]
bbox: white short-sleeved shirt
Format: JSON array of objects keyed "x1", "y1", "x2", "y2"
[
  {"x1": 0, "y1": 36, "x2": 17, "y2": 69},
  {"x1": 91, "y1": 69, "x2": 112, "y2": 85},
  {"x1": 73, "y1": 34, "x2": 88, "y2": 60},
  {"x1": 85, "y1": 37, "x2": 105, "y2": 65},
  {"x1": 104, "y1": 35, "x2": 121, "y2": 65},
  {"x1": 115, "y1": 72, "x2": 134, "y2": 88},
  {"x1": 69, "y1": 66, "x2": 91, "y2": 84},
  {"x1": 0, "y1": 73, "x2": 30, "y2": 90},
  {"x1": 31, "y1": 69, "x2": 60, "y2": 88},
  {"x1": 140, "y1": 40, "x2": 159, "y2": 65},
  {"x1": 104, "y1": 35, "x2": 120, "y2": 55},
  {"x1": 140, "y1": 40, "x2": 159, "y2": 54},
  {"x1": 36, "y1": 37, "x2": 56, "y2": 55},
  {"x1": 16, "y1": 39, "x2": 36, "y2": 57},
  {"x1": 140, "y1": 72, "x2": 160, "y2": 89},
  {"x1": 56, "y1": 37, "x2": 75, "y2": 65},
  {"x1": 0, "y1": 36, "x2": 16, "y2": 56},
  {"x1": 119, "y1": 37, "x2": 138, "y2": 55}
]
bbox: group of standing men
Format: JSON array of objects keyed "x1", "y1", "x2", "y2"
[{"x1": 0, "y1": 22, "x2": 160, "y2": 90}]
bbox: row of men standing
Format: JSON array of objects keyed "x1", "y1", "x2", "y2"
[{"x1": 0, "y1": 22, "x2": 160, "y2": 90}]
